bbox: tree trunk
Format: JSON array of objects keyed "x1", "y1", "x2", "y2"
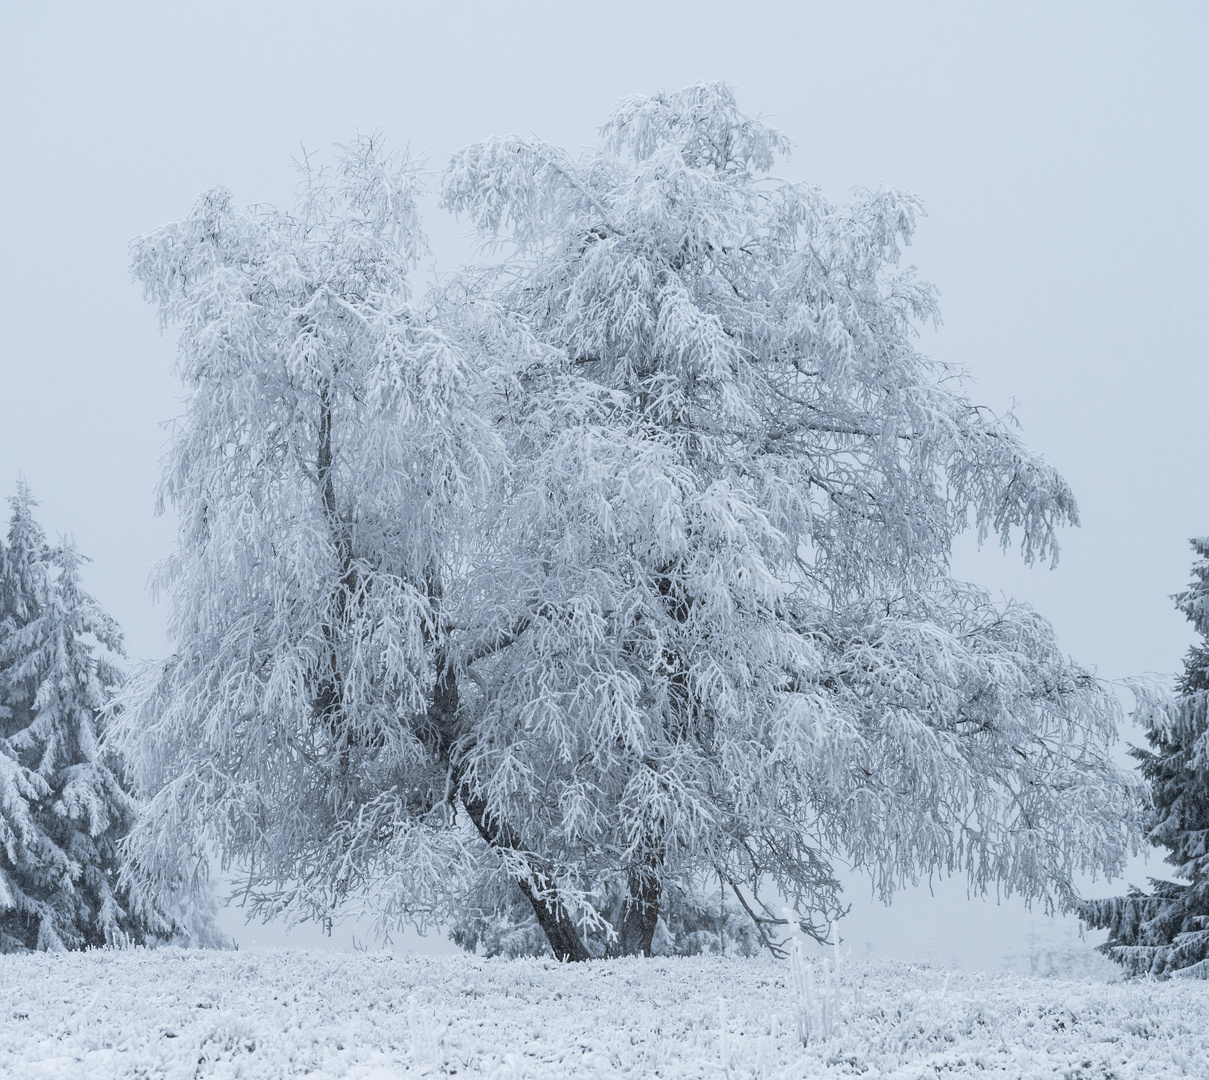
[
  {"x1": 314, "y1": 380, "x2": 359, "y2": 743},
  {"x1": 459, "y1": 785, "x2": 592, "y2": 963},
  {"x1": 314, "y1": 384, "x2": 346, "y2": 744},
  {"x1": 614, "y1": 863, "x2": 661, "y2": 957},
  {"x1": 428, "y1": 650, "x2": 591, "y2": 962}
]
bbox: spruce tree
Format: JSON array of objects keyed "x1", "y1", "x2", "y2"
[
  {"x1": 0, "y1": 484, "x2": 206, "y2": 951},
  {"x1": 0, "y1": 485, "x2": 48, "y2": 947},
  {"x1": 1081, "y1": 538, "x2": 1209, "y2": 978}
]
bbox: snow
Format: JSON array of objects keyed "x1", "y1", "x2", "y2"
[{"x1": 1, "y1": 949, "x2": 1206, "y2": 1078}]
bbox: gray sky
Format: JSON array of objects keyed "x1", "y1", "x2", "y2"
[{"x1": 2, "y1": 1, "x2": 1206, "y2": 964}]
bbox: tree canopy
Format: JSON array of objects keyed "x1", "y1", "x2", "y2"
[{"x1": 115, "y1": 85, "x2": 1140, "y2": 960}]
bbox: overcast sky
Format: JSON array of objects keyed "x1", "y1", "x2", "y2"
[{"x1": 2, "y1": 1, "x2": 1205, "y2": 964}]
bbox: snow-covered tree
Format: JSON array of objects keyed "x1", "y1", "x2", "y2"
[
  {"x1": 1081, "y1": 540, "x2": 1209, "y2": 978},
  {"x1": 438, "y1": 83, "x2": 1141, "y2": 957},
  {"x1": 0, "y1": 485, "x2": 196, "y2": 951},
  {"x1": 114, "y1": 139, "x2": 537, "y2": 944},
  {"x1": 118, "y1": 90, "x2": 1140, "y2": 963}
]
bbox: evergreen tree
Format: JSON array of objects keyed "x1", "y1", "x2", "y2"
[
  {"x1": 0, "y1": 485, "x2": 209, "y2": 951},
  {"x1": 0, "y1": 484, "x2": 50, "y2": 947},
  {"x1": 1081, "y1": 539, "x2": 1209, "y2": 978}
]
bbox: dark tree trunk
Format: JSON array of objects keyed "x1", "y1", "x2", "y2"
[
  {"x1": 314, "y1": 384, "x2": 349, "y2": 737},
  {"x1": 614, "y1": 864, "x2": 661, "y2": 957},
  {"x1": 310, "y1": 378, "x2": 589, "y2": 962},
  {"x1": 428, "y1": 650, "x2": 591, "y2": 963},
  {"x1": 459, "y1": 785, "x2": 592, "y2": 963}
]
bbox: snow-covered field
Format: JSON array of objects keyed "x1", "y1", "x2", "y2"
[{"x1": 1, "y1": 949, "x2": 1205, "y2": 1079}]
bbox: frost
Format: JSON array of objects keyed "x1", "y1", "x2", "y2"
[
  {"x1": 1, "y1": 949, "x2": 1206, "y2": 1078},
  {"x1": 115, "y1": 85, "x2": 1141, "y2": 962}
]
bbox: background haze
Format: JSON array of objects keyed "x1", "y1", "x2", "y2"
[{"x1": 2, "y1": 1, "x2": 1205, "y2": 967}]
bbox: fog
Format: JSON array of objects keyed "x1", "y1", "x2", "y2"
[{"x1": 2, "y1": 1, "x2": 1205, "y2": 964}]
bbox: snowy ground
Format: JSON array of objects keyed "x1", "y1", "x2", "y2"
[{"x1": 1, "y1": 949, "x2": 1206, "y2": 1078}]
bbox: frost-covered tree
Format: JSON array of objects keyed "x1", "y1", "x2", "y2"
[
  {"x1": 438, "y1": 83, "x2": 1141, "y2": 958},
  {"x1": 0, "y1": 485, "x2": 194, "y2": 951},
  {"x1": 114, "y1": 139, "x2": 564, "y2": 946},
  {"x1": 118, "y1": 91, "x2": 1140, "y2": 964},
  {"x1": 1081, "y1": 540, "x2": 1209, "y2": 978}
]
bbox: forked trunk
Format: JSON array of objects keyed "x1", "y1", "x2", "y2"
[{"x1": 607, "y1": 844, "x2": 662, "y2": 957}]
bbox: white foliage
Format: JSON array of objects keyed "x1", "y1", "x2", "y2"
[
  {"x1": 439, "y1": 82, "x2": 1140, "y2": 934},
  {"x1": 117, "y1": 86, "x2": 1141, "y2": 952},
  {"x1": 115, "y1": 137, "x2": 497, "y2": 927}
]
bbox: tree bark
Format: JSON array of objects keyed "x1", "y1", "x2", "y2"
[
  {"x1": 314, "y1": 382, "x2": 362, "y2": 755},
  {"x1": 314, "y1": 383, "x2": 346, "y2": 733}
]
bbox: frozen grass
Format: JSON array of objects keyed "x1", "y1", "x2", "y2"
[{"x1": 1, "y1": 948, "x2": 1206, "y2": 1078}]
